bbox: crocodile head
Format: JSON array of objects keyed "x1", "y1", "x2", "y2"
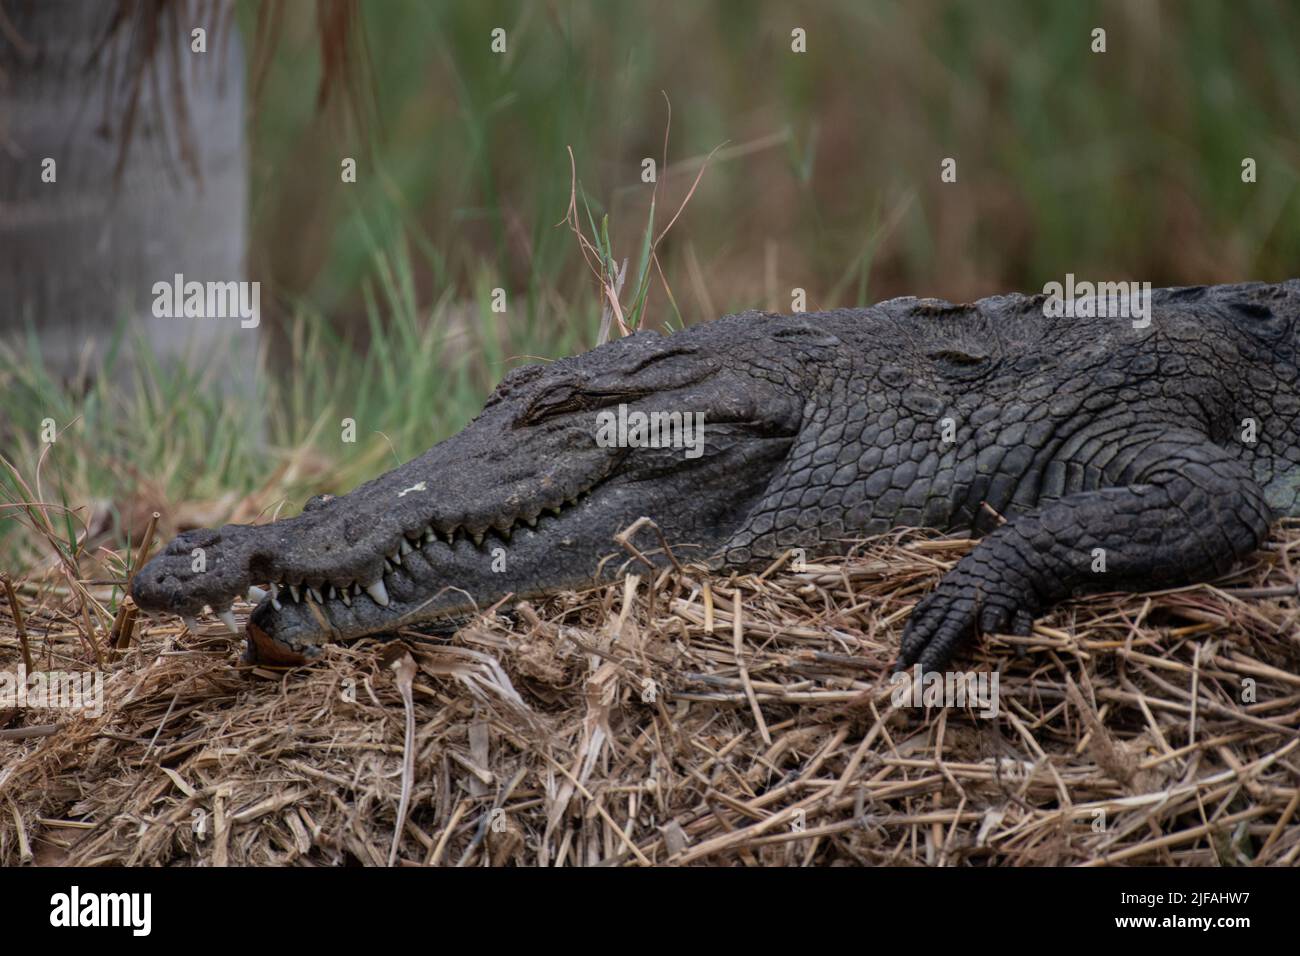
[{"x1": 131, "y1": 322, "x2": 807, "y2": 663}]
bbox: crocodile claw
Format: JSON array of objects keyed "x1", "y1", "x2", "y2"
[{"x1": 895, "y1": 568, "x2": 1038, "y2": 672}]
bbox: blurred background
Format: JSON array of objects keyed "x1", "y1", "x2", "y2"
[{"x1": 2, "y1": 0, "x2": 1299, "y2": 575}]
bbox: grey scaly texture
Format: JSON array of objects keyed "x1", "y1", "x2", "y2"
[{"x1": 132, "y1": 280, "x2": 1300, "y2": 667}]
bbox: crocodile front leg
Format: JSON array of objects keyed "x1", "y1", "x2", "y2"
[{"x1": 896, "y1": 434, "x2": 1274, "y2": 671}]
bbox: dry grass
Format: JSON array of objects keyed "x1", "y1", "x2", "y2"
[{"x1": 2, "y1": 523, "x2": 1299, "y2": 867}]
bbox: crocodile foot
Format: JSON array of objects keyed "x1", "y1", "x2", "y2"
[{"x1": 895, "y1": 566, "x2": 1038, "y2": 672}]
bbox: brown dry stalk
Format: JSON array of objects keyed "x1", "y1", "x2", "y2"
[
  {"x1": 1, "y1": 526, "x2": 1298, "y2": 866},
  {"x1": 1, "y1": 574, "x2": 31, "y2": 673}
]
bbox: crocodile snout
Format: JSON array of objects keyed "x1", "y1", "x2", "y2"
[{"x1": 131, "y1": 525, "x2": 255, "y2": 627}]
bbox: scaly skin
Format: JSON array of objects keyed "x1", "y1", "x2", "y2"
[{"x1": 132, "y1": 280, "x2": 1300, "y2": 669}]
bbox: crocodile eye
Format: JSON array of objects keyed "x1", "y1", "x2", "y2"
[
  {"x1": 516, "y1": 379, "x2": 643, "y2": 426},
  {"x1": 517, "y1": 382, "x2": 585, "y2": 425}
]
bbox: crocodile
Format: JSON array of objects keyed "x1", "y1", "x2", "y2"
[{"x1": 131, "y1": 280, "x2": 1300, "y2": 669}]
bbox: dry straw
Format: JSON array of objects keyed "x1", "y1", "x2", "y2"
[{"x1": 1, "y1": 521, "x2": 1297, "y2": 866}]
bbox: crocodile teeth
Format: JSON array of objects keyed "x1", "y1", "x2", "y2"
[
  {"x1": 525, "y1": 516, "x2": 538, "y2": 528},
  {"x1": 365, "y1": 579, "x2": 390, "y2": 607},
  {"x1": 548, "y1": 506, "x2": 562, "y2": 517},
  {"x1": 443, "y1": 530, "x2": 456, "y2": 545},
  {"x1": 309, "y1": 587, "x2": 324, "y2": 604},
  {"x1": 217, "y1": 609, "x2": 240, "y2": 634},
  {"x1": 383, "y1": 557, "x2": 396, "y2": 573},
  {"x1": 471, "y1": 532, "x2": 485, "y2": 547},
  {"x1": 247, "y1": 585, "x2": 268, "y2": 603},
  {"x1": 288, "y1": 584, "x2": 301, "y2": 603},
  {"x1": 398, "y1": 539, "x2": 413, "y2": 556},
  {"x1": 390, "y1": 549, "x2": 402, "y2": 566},
  {"x1": 340, "y1": 589, "x2": 351, "y2": 607},
  {"x1": 423, "y1": 527, "x2": 436, "y2": 544}
]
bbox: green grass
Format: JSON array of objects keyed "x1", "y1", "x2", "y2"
[{"x1": 245, "y1": 0, "x2": 1300, "y2": 317}]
